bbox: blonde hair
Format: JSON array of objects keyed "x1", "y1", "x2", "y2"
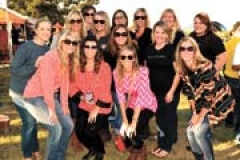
[
  {"x1": 57, "y1": 30, "x2": 80, "y2": 79},
  {"x1": 115, "y1": 45, "x2": 139, "y2": 86},
  {"x1": 133, "y1": 8, "x2": 150, "y2": 30},
  {"x1": 175, "y1": 37, "x2": 207, "y2": 74},
  {"x1": 94, "y1": 11, "x2": 111, "y2": 35},
  {"x1": 152, "y1": 21, "x2": 172, "y2": 44},
  {"x1": 64, "y1": 10, "x2": 86, "y2": 40},
  {"x1": 160, "y1": 8, "x2": 181, "y2": 43}
]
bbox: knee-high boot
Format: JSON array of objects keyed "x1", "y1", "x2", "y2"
[{"x1": 71, "y1": 119, "x2": 83, "y2": 151}]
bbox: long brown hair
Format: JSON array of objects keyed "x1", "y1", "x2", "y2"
[
  {"x1": 107, "y1": 24, "x2": 134, "y2": 56},
  {"x1": 80, "y1": 35, "x2": 102, "y2": 73}
]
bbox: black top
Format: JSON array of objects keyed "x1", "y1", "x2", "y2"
[
  {"x1": 145, "y1": 43, "x2": 180, "y2": 96},
  {"x1": 131, "y1": 27, "x2": 152, "y2": 65},
  {"x1": 172, "y1": 29, "x2": 185, "y2": 47},
  {"x1": 189, "y1": 31, "x2": 226, "y2": 63}
]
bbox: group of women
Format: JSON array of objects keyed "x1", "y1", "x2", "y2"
[{"x1": 9, "y1": 4, "x2": 236, "y2": 160}]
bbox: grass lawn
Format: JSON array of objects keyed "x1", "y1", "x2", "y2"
[{"x1": 0, "y1": 67, "x2": 239, "y2": 160}]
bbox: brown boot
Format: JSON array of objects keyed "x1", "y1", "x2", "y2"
[
  {"x1": 135, "y1": 145, "x2": 147, "y2": 160},
  {"x1": 127, "y1": 147, "x2": 137, "y2": 160}
]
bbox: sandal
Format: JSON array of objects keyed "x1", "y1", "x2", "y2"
[
  {"x1": 154, "y1": 149, "x2": 169, "y2": 158},
  {"x1": 151, "y1": 147, "x2": 162, "y2": 156}
]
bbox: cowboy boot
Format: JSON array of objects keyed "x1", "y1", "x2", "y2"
[
  {"x1": 134, "y1": 145, "x2": 147, "y2": 160},
  {"x1": 127, "y1": 147, "x2": 137, "y2": 160}
]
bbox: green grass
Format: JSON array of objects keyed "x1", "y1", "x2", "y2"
[{"x1": 0, "y1": 67, "x2": 240, "y2": 160}]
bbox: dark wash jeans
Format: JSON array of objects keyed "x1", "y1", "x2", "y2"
[{"x1": 224, "y1": 75, "x2": 240, "y2": 132}]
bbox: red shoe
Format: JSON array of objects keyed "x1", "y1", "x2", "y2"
[{"x1": 115, "y1": 135, "x2": 126, "y2": 152}]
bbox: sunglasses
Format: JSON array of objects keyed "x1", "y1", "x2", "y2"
[
  {"x1": 69, "y1": 19, "x2": 82, "y2": 24},
  {"x1": 63, "y1": 39, "x2": 78, "y2": 46},
  {"x1": 120, "y1": 55, "x2": 134, "y2": 60},
  {"x1": 114, "y1": 32, "x2": 128, "y2": 37},
  {"x1": 84, "y1": 12, "x2": 95, "y2": 17},
  {"x1": 84, "y1": 45, "x2": 97, "y2": 49},
  {"x1": 94, "y1": 20, "x2": 105, "y2": 24},
  {"x1": 179, "y1": 46, "x2": 194, "y2": 52},
  {"x1": 134, "y1": 16, "x2": 146, "y2": 20}
]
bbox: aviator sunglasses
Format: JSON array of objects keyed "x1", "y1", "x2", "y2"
[
  {"x1": 114, "y1": 32, "x2": 128, "y2": 37},
  {"x1": 134, "y1": 15, "x2": 146, "y2": 20},
  {"x1": 120, "y1": 55, "x2": 134, "y2": 60},
  {"x1": 84, "y1": 45, "x2": 97, "y2": 49},
  {"x1": 69, "y1": 19, "x2": 82, "y2": 24},
  {"x1": 179, "y1": 46, "x2": 194, "y2": 52},
  {"x1": 84, "y1": 12, "x2": 95, "y2": 17},
  {"x1": 63, "y1": 39, "x2": 78, "y2": 46},
  {"x1": 94, "y1": 20, "x2": 105, "y2": 24}
]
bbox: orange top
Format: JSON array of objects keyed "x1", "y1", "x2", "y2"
[
  {"x1": 69, "y1": 61, "x2": 112, "y2": 114},
  {"x1": 24, "y1": 50, "x2": 69, "y2": 111}
]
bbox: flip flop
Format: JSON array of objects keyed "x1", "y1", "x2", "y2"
[
  {"x1": 154, "y1": 149, "x2": 169, "y2": 158},
  {"x1": 151, "y1": 147, "x2": 162, "y2": 156}
]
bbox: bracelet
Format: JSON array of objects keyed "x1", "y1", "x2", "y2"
[{"x1": 132, "y1": 118, "x2": 138, "y2": 122}]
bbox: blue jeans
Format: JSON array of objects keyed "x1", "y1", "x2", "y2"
[
  {"x1": 187, "y1": 115, "x2": 214, "y2": 160},
  {"x1": 9, "y1": 90, "x2": 39, "y2": 158},
  {"x1": 108, "y1": 92, "x2": 122, "y2": 134},
  {"x1": 25, "y1": 96, "x2": 73, "y2": 160},
  {"x1": 224, "y1": 75, "x2": 240, "y2": 132}
]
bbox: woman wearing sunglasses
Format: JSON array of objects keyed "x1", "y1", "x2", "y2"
[
  {"x1": 175, "y1": 37, "x2": 234, "y2": 160},
  {"x1": 106, "y1": 24, "x2": 137, "y2": 151},
  {"x1": 81, "y1": 4, "x2": 96, "y2": 36},
  {"x1": 23, "y1": 31, "x2": 80, "y2": 160},
  {"x1": 130, "y1": 8, "x2": 152, "y2": 66},
  {"x1": 93, "y1": 10, "x2": 113, "y2": 141},
  {"x1": 50, "y1": 10, "x2": 85, "y2": 49},
  {"x1": 145, "y1": 21, "x2": 181, "y2": 158},
  {"x1": 69, "y1": 36, "x2": 112, "y2": 160},
  {"x1": 111, "y1": 9, "x2": 128, "y2": 30},
  {"x1": 113, "y1": 45, "x2": 157, "y2": 160}
]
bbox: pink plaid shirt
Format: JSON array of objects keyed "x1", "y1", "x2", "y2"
[{"x1": 113, "y1": 67, "x2": 157, "y2": 112}]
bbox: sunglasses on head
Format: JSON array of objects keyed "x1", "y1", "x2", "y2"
[
  {"x1": 179, "y1": 46, "x2": 194, "y2": 52},
  {"x1": 84, "y1": 12, "x2": 95, "y2": 17},
  {"x1": 114, "y1": 32, "x2": 128, "y2": 37},
  {"x1": 84, "y1": 45, "x2": 97, "y2": 49},
  {"x1": 69, "y1": 19, "x2": 82, "y2": 24},
  {"x1": 134, "y1": 16, "x2": 146, "y2": 20},
  {"x1": 63, "y1": 39, "x2": 78, "y2": 46},
  {"x1": 120, "y1": 55, "x2": 134, "y2": 60},
  {"x1": 94, "y1": 20, "x2": 105, "y2": 24}
]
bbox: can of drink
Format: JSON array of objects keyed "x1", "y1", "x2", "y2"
[{"x1": 85, "y1": 92, "x2": 94, "y2": 104}]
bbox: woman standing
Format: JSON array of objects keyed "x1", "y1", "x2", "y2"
[
  {"x1": 69, "y1": 36, "x2": 112, "y2": 160},
  {"x1": 145, "y1": 21, "x2": 181, "y2": 158},
  {"x1": 160, "y1": 8, "x2": 185, "y2": 47},
  {"x1": 50, "y1": 10, "x2": 85, "y2": 49},
  {"x1": 189, "y1": 12, "x2": 226, "y2": 72},
  {"x1": 9, "y1": 19, "x2": 52, "y2": 160},
  {"x1": 175, "y1": 37, "x2": 234, "y2": 160},
  {"x1": 106, "y1": 24, "x2": 136, "y2": 150},
  {"x1": 130, "y1": 8, "x2": 152, "y2": 66},
  {"x1": 111, "y1": 9, "x2": 128, "y2": 29},
  {"x1": 23, "y1": 31, "x2": 79, "y2": 160},
  {"x1": 113, "y1": 45, "x2": 157, "y2": 160}
]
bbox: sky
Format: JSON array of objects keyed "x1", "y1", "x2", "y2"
[{"x1": 96, "y1": 0, "x2": 240, "y2": 30}]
